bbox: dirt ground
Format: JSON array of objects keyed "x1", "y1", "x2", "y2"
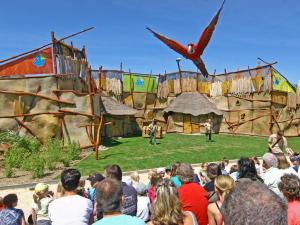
[{"x1": 0, "y1": 149, "x2": 93, "y2": 187}]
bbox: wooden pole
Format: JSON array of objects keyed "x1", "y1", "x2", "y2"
[
  {"x1": 225, "y1": 69, "x2": 232, "y2": 133},
  {"x1": 0, "y1": 27, "x2": 94, "y2": 64},
  {"x1": 129, "y1": 69, "x2": 135, "y2": 108},
  {"x1": 269, "y1": 65, "x2": 274, "y2": 134},
  {"x1": 95, "y1": 114, "x2": 104, "y2": 160},
  {"x1": 98, "y1": 66, "x2": 102, "y2": 94},
  {"x1": 51, "y1": 32, "x2": 57, "y2": 75},
  {"x1": 176, "y1": 60, "x2": 183, "y2": 93}
]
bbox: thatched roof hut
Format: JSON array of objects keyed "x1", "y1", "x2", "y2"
[
  {"x1": 163, "y1": 92, "x2": 223, "y2": 116},
  {"x1": 101, "y1": 96, "x2": 137, "y2": 116}
]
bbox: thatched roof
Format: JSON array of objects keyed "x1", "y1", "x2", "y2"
[
  {"x1": 101, "y1": 96, "x2": 137, "y2": 116},
  {"x1": 163, "y1": 92, "x2": 223, "y2": 116}
]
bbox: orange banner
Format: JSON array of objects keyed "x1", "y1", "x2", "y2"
[{"x1": 0, "y1": 47, "x2": 53, "y2": 76}]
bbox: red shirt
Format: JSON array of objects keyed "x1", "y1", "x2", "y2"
[
  {"x1": 288, "y1": 200, "x2": 300, "y2": 225},
  {"x1": 178, "y1": 182, "x2": 208, "y2": 225}
]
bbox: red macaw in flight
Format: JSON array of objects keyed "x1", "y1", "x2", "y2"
[{"x1": 147, "y1": 1, "x2": 225, "y2": 77}]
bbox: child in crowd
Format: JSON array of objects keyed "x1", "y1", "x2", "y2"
[
  {"x1": 76, "y1": 179, "x2": 87, "y2": 197},
  {"x1": 146, "y1": 169, "x2": 157, "y2": 189},
  {"x1": 0, "y1": 193, "x2": 26, "y2": 225},
  {"x1": 87, "y1": 172, "x2": 104, "y2": 220},
  {"x1": 32, "y1": 183, "x2": 53, "y2": 225},
  {"x1": 148, "y1": 174, "x2": 159, "y2": 203},
  {"x1": 223, "y1": 157, "x2": 230, "y2": 174},
  {"x1": 199, "y1": 162, "x2": 209, "y2": 186},
  {"x1": 131, "y1": 171, "x2": 147, "y2": 194}
]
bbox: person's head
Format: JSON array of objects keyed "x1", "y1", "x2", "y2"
[
  {"x1": 150, "y1": 173, "x2": 159, "y2": 187},
  {"x1": 290, "y1": 156, "x2": 300, "y2": 166},
  {"x1": 148, "y1": 169, "x2": 157, "y2": 180},
  {"x1": 33, "y1": 183, "x2": 49, "y2": 203},
  {"x1": 61, "y1": 168, "x2": 81, "y2": 192},
  {"x1": 3, "y1": 194, "x2": 18, "y2": 209},
  {"x1": 262, "y1": 153, "x2": 278, "y2": 169},
  {"x1": 151, "y1": 179, "x2": 184, "y2": 225},
  {"x1": 170, "y1": 162, "x2": 181, "y2": 177},
  {"x1": 277, "y1": 130, "x2": 284, "y2": 137},
  {"x1": 221, "y1": 179, "x2": 287, "y2": 225},
  {"x1": 96, "y1": 178, "x2": 123, "y2": 213},
  {"x1": 88, "y1": 172, "x2": 105, "y2": 187},
  {"x1": 177, "y1": 163, "x2": 194, "y2": 184},
  {"x1": 277, "y1": 154, "x2": 290, "y2": 169},
  {"x1": 152, "y1": 119, "x2": 157, "y2": 125},
  {"x1": 229, "y1": 164, "x2": 238, "y2": 174},
  {"x1": 223, "y1": 157, "x2": 229, "y2": 166},
  {"x1": 157, "y1": 168, "x2": 165, "y2": 179},
  {"x1": 214, "y1": 175, "x2": 234, "y2": 200},
  {"x1": 130, "y1": 171, "x2": 140, "y2": 183},
  {"x1": 207, "y1": 163, "x2": 222, "y2": 180},
  {"x1": 238, "y1": 157, "x2": 259, "y2": 180},
  {"x1": 279, "y1": 174, "x2": 300, "y2": 201},
  {"x1": 200, "y1": 162, "x2": 208, "y2": 171},
  {"x1": 55, "y1": 182, "x2": 65, "y2": 198},
  {"x1": 105, "y1": 164, "x2": 122, "y2": 181}
]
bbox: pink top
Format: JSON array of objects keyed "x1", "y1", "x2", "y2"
[
  {"x1": 288, "y1": 200, "x2": 300, "y2": 225},
  {"x1": 148, "y1": 186, "x2": 155, "y2": 203}
]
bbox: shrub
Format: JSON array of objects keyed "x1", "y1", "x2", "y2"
[
  {"x1": 61, "y1": 141, "x2": 81, "y2": 167},
  {"x1": 41, "y1": 138, "x2": 62, "y2": 171},
  {"x1": 23, "y1": 156, "x2": 45, "y2": 178}
]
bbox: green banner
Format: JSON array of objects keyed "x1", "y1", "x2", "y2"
[
  {"x1": 272, "y1": 70, "x2": 295, "y2": 93},
  {"x1": 123, "y1": 74, "x2": 157, "y2": 93}
]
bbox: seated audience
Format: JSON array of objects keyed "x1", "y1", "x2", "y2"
[
  {"x1": 204, "y1": 163, "x2": 222, "y2": 203},
  {"x1": 277, "y1": 154, "x2": 298, "y2": 176},
  {"x1": 228, "y1": 164, "x2": 238, "y2": 181},
  {"x1": 290, "y1": 155, "x2": 300, "y2": 174},
  {"x1": 54, "y1": 182, "x2": 64, "y2": 199},
  {"x1": 105, "y1": 164, "x2": 137, "y2": 216},
  {"x1": 279, "y1": 174, "x2": 300, "y2": 225},
  {"x1": 93, "y1": 178, "x2": 145, "y2": 225},
  {"x1": 219, "y1": 161, "x2": 228, "y2": 176},
  {"x1": 32, "y1": 183, "x2": 53, "y2": 225},
  {"x1": 207, "y1": 175, "x2": 234, "y2": 225},
  {"x1": 261, "y1": 153, "x2": 284, "y2": 198},
  {"x1": 177, "y1": 163, "x2": 208, "y2": 225},
  {"x1": 77, "y1": 178, "x2": 88, "y2": 197},
  {"x1": 87, "y1": 172, "x2": 105, "y2": 220},
  {"x1": 131, "y1": 171, "x2": 147, "y2": 194},
  {"x1": 148, "y1": 179, "x2": 197, "y2": 225},
  {"x1": 223, "y1": 157, "x2": 230, "y2": 174},
  {"x1": 146, "y1": 169, "x2": 157, "y2": 189},
  {"x1": 136, "y1": 183, "x2": 150, "y2": 222},
  {"x1": 170, "y1": 162, "x2": 182, "y2": 188},
  {"x1": 253, "y1": 156, "x2": 262, "y2": 174},
  {"x1": 48, "y1": 168, "x2": 93, "y2": 225},
  {"x1": 237, "y1": 157, "x2": 263, "y2": 182},
  {"x1": 157, "y1": 167, "x2": 165, "y2": 179},
  {"x1": 148, "y1": 174, "x2": 159, "y2": 203},
  {"x1": 199, "y1": 162, "x2": 209, "y2": 186},
  {"x1": 0, "y1": 193, "x2": 26, "y2": 225},
  {"x1": 221, "y1": 178, "x2": 287, "y2": 225},
  {"x1": 165, "y1": 166, "x2": 172, "y2": 179}
]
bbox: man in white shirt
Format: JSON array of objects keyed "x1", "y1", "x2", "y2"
[
  {"x1": 200, "y1": 119, "x2": 213, "y2": 142},
  {"x1": 48, "y1": 168, "x2": 93, "y2": 225},
  {"x1": 261, "y1": 153, "x2": 283, "y2": 198}
]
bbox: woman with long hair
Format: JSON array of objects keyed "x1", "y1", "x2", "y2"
[
  {"x1": 207, "y1": 175, "x2": 234, "y2": 225},
  {"x1": 147, "y1": 179, "x2": 197, "y2": 225},
  {"x1": 277, "y1": 154, "x2": 298, "y2": 176},
  {"x1": 238, "y1": 157, "x2": 263, "y2": 182}
]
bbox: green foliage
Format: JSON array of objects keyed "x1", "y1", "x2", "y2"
[{"x1": 2, "y1": 131, "x2": 82, "y2": 178}]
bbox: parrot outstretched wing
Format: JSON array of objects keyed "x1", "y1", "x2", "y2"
[
  {"x1": 194, "y1": 0, "x2": 226, "y2": 57},
  {"x1": 146, "y1": 27, "x2": 190, "y2": 58}
]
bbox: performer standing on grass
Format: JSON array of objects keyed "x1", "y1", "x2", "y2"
[
  {"x1": 148, "y1": 120, "x2": 158, "y2": 145},
  {"x1": 268, "y1": 130, "x2": 291, "y2": 155},
  {"x1": 200, "y1": 119, "x2": 213, "y2": 142}
]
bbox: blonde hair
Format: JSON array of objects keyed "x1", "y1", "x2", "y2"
[
  {"x1": 33, "y1": 183, "x2": 49, "y2": 203},
  {"x1": 151, "y1": 179, "x2": 184, "y2": 225},
  {"x1": 215, "y1": 175, "x2": 234, "y2": 200},
  {"x1": 130, "y1": 171, "x2": 139, "y2": 182},
  {"x1": 55, "y1": 182, "x2": 65, "y2": 198},
  {"x1": 277, "y1": 154, "x2": 290, "y2": 169}
]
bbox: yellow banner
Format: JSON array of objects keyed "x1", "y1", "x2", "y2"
[{"x1": 272, "y1": 71, "x2": 295, "y2": 93}]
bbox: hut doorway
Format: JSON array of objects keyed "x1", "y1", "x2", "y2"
[{"x1": 183, "y1": 115, "x2": 192, "y2": 134}]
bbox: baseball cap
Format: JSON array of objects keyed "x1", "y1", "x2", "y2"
[{"x1": 34, "y1": 183, "x2": 49, "y2": 194}]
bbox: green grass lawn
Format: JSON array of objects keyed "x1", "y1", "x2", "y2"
[{"x1": 75, "y1": 134, "x2": 300, "y2": 175}]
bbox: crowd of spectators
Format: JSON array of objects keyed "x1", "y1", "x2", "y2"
[{"x1": 1, "y1": 152, "x2": 300, "y2": 225}]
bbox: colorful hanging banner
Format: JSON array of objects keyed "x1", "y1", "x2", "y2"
[
  {"x1": 0, "y1": 47, "x2": 53, "y2": 76},
  {"x1": 272, "y1": 70, "x2": 295, "y2": 93},
  {"x1": 123, "y1": 73, "x2": 157, "y2": 93}
]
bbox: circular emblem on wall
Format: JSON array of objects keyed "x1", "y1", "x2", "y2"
[
  {"x1": 135, "y1": 78, "x2": 144, "y2": 87},
  {"x1": 33, "y1": 54, "x2": 46, "y2": 67}
]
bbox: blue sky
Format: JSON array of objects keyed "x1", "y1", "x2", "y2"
[{"x1": 1, "y1": 0, "x2": 300, "y2": 83}]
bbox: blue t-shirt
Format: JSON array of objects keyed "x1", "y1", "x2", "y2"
[
  {"x1": 122, "y1": 182, "x2": 137, "y2": 216},
  {"x1": 93, "y1": 214, "x2": 145, "y2": 225},
  {"x1": 171, "y1": 176, "x2": 182, "y2": 188},
  {"x1": 0, "y1": 208, "x2": 24, "y2": 225}
]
